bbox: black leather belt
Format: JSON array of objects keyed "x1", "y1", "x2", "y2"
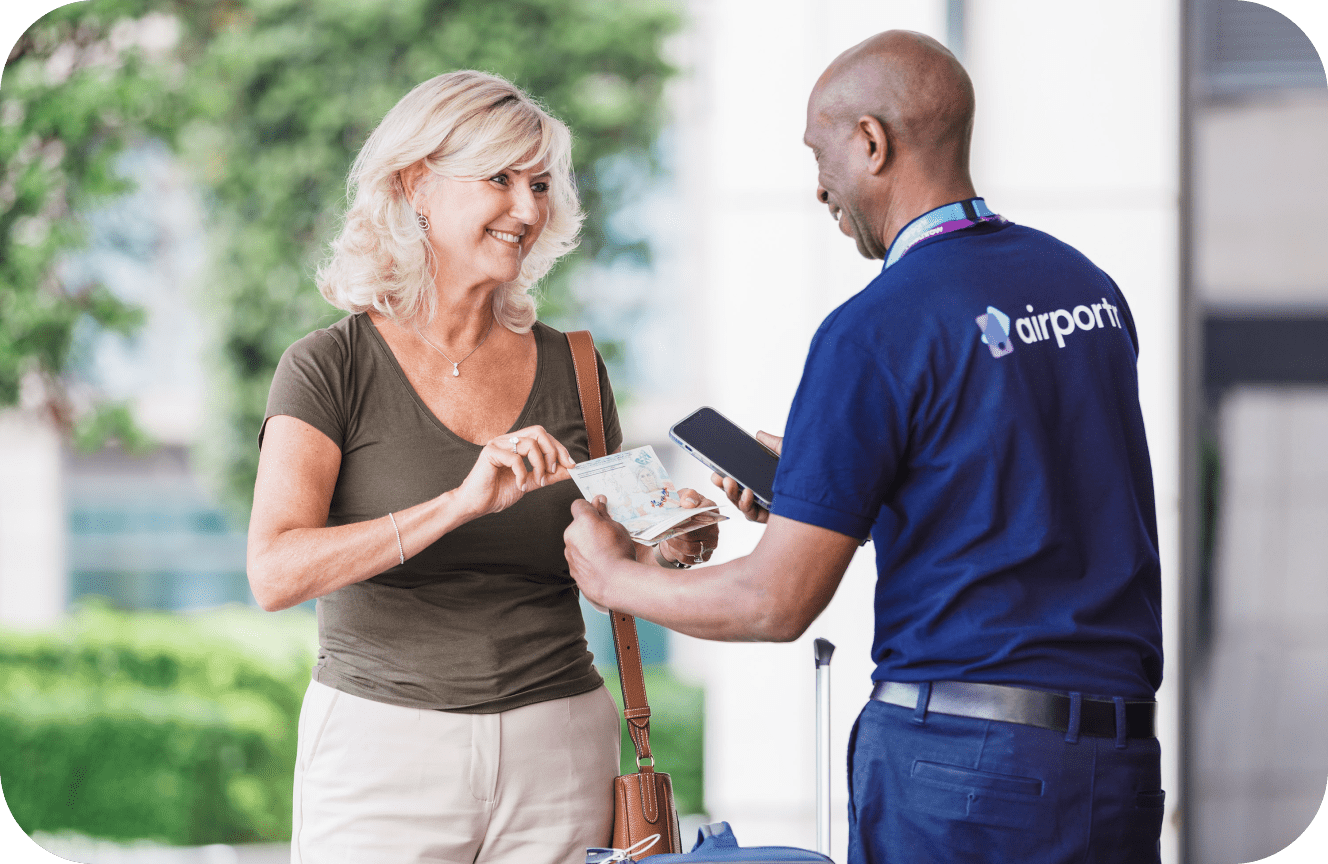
[{"x1": 870, "y1": 680, "x2": 1156, "y2": 739}]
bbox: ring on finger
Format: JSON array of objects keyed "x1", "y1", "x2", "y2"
[
  {"x1": 509, "y1": 436, "x2": 520, "y2": 455},
  {"x1": 693, "y1": 543, "x2": 706, "y2": 564}
]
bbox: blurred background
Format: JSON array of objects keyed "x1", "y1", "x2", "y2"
[{"x1": 0, "y1": 1, "x2": 1324, "y2": 863}]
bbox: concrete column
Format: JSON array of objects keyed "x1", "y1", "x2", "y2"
[{"x1": 0, "y1": 410, "x2": 67, "y2": 628}]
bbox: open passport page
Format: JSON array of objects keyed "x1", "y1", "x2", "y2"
[{"x1": 569, "y1": 445, "x2": 727, "y2": 546}]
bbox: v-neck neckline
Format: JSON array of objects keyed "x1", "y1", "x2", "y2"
[{"x1": 364, "y1": 313, "x2": 545, "y2": 449}]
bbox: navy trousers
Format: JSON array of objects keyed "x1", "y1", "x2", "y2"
[{"x1": 847, "y1": 694, "x2": 1165, "y2": 864}]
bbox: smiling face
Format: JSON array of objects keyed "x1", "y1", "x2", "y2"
[
  {"x1": 415, "y1": 161, "x2": 552, "y2": 290},
  {"x1": 804, "y1": 98, "x2": 886, "y2": 260},
  {"x1": 796, "y1": 80, "x2": 892, "y2": 260}
]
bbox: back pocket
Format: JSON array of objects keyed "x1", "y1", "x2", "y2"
[
  {"x1": 1126, "y1": 789, "x2": 1166, "y2": 855},
  {"x1": 905, "y1": 759, "x2": 1050, "y2": 833}
]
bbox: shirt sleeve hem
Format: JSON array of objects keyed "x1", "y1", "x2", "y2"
[
  {"x1": 259, "y1": 404, "x2": 343, "y2": 451},
  {"x1": 770, "y1": 494, "x2": 873, "y2": 540}
]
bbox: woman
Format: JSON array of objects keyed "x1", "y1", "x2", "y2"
[{"x1": 247, "y1": 71, "x2": 719, "y2": 864}]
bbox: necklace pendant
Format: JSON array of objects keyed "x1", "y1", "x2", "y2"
[{"x1": 452, "y1": 364, "x2": 460, "y2": 377}]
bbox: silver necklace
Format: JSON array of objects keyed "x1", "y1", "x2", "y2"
[{"x1": 414, "y1": 317, "x2": 496, "y2": 377}]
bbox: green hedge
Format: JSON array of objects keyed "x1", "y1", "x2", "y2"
[
  {"x1": 0, "y1": 603, "x2": 704, "y2": 845},
  {"x1": 0, "y1": 602, "x2": 314, "y2": 844}
]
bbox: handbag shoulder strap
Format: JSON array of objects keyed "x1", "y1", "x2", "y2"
[
  {"x1": 566, "y1": 330, "x2": 607, "y2": 460},
  {"x1": 566, "y1": 330, "x2": 655, "y2": 767}
]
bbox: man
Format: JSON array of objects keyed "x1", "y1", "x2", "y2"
[{"x1": 564, "y1": 30, "x2": 1163, "y2": 864}]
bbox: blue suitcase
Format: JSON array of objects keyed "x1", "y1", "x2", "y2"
[
  {"x1": 587, "y1": 640, "x2": 840, "y2": 864},
  {"x1": 603, "y1": 821, "x2": 833, "y2": 864}
]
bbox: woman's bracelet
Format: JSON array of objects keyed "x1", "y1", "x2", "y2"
[
  {"x1": 654, "y1": 544, "x2": 690, "y2": 569},
  {"x1": 387, "y1": 511, "x2": 405, "y2": 566}
]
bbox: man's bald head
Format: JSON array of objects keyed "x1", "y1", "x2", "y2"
[
  {"x1": 804, "y1": 31, "x2": 978, "y2": 259},
  {"x1": 810, "y1": 30, "x2": 975, "y2": 174}
]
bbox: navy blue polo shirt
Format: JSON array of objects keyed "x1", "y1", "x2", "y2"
[{"x1": 770, "y1": 217, "x2": 1163, "y2": 699}]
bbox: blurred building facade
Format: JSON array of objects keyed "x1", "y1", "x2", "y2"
[
  {"x1": 1185, "y1": 1, "x2": 1328, "y2": 861},
  {"x1": 63, "y1": 444, "x2": 250, "y2": 611}
]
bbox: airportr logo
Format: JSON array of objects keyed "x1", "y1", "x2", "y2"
[
  {"x1": 975, "y1": 306, "x2": 1015, "y2": 358},
  {"x1": 1014, "y1": 298, "x2": 1123, "y2": 348}
]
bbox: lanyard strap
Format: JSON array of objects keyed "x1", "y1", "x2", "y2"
[{"x1": 884, "y1": 197, "x2": 1004, "y2": 269}]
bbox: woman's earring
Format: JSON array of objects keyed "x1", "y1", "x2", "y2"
[{"x1": 416, "y1": 213, "x2": 430, "y2": 233}]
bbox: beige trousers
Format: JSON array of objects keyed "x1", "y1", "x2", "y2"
[{"x1": 291, "y1": 679, "x2": 621, "y2": 864}]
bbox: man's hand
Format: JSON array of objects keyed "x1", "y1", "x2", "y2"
[
  {"x1": 565, "y1": 496, "x2": 639, "y2": 610},
  {"x1": 712, "y1": 431, "x2": 783, "y2": 523}
]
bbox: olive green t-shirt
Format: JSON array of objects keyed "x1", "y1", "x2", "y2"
[{"x1": 261, "y1": 313, "x2": 622, "y2": 713}]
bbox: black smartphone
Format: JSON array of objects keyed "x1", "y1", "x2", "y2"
[{"x1": 669, "y1": 407, "x2": 779, "y2": 510}]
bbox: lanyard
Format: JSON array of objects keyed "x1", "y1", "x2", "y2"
[{"x1": 884, "y1": 198, "x2": 1004, "y2": 269}]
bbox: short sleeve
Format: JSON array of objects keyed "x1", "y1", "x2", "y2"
[
  {"x1": 1106, "y1": 275, "x2": 1141, "y2": 359},
  {"x1": 596, "y1": 348, "x2": 624, "y2": 455},
  {"x1": 259, "y1": 329, "x2": 348, "y2": 450},
  {"x1": 770, "y1": 319, "x2": 911, "y2": 540}
]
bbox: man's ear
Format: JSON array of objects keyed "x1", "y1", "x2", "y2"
[{"x1": 857, "y1": 115, "x2": 889, "y2": 175}]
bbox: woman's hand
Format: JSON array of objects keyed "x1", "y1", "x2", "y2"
[
  {"x1": 657, "y1": 488, "x2": 721, "y2": 566},
  {"x1": 711, "y1": 431, "x2": 782, "y2": 524},
  {"x1": 452, "y1": 424, "x2": 576, "y2": 518}
]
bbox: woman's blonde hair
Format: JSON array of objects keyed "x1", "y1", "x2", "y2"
[{"x1": 316, "y1": 71, "x2": 583, "y2": 331}]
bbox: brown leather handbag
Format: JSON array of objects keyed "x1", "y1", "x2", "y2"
[{"x1": 567, "y1": 331, "x2": 683, "y2": 860}]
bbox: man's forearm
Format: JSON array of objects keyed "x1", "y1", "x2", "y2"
[
  {"x1": 567, "y1": 503, "x2": 861, "y2": 643},
  {"x1": 601, "y1": 553, "x2": 804, "y2": 642},
  {"x1": 594, "y1": 517, "x2": 860, "y2": 642}
]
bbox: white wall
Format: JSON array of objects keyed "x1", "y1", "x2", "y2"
[{"x1": 672, "y1": 1, "x2": 1183, "y2": 861}]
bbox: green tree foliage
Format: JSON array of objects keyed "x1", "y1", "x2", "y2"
[
  {"x1": 0, "y1": 0, "x2": 177, "y2": 431},
  {"x1": 2, "y1": 0, "x2": 680, "y2": 508}
]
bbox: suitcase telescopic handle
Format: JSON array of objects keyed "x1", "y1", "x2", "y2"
[{"x1": 814, "y1": 638, "x2": 835, "y2": 858}]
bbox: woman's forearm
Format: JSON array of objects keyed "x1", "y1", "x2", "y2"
[{"x1": 247, "y1": 489, "x2": 475, "y2": 611}]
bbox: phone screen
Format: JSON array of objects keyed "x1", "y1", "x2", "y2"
[{"x1": 669, "y1": 407, "x2": 779, "y2": 508}]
